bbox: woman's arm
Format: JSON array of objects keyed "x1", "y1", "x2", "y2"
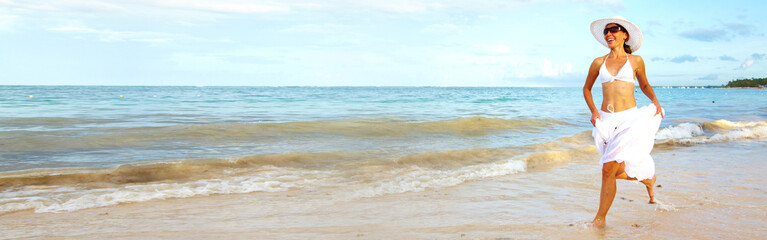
[
  {"x1": 584, "y1": 57, "x2": 603, "y2": 126},
  {"x1": 634, "y1": 55, "x2": 664, "y2": 118}
]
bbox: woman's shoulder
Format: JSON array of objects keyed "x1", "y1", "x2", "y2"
[
  {"x1": 591, "y1": 55, "x2": 607, "y2": 65},
  {"x1": 628, "y1": 54, "x2": 645, "y2": 66}
]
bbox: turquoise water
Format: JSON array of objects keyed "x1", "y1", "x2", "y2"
[
  {"x1": 0, "y1": 86, "x2": 765, "y2": 213},
  {"x1": 1, "y1": 86, "x2": 765, "y2": 171},
  {"x1": 1, "y1": 86, "x2": 586, "y2": 124},
  {"x1": 0, "y1": 87, "x2": 577, "y2": 169}
]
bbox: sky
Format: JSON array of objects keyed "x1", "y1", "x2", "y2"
[{"x1": 0, "y1": 0, "x2": 765, "y2": 87}]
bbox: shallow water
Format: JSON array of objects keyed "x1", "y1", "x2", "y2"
[{"x1": 1, "y1": 141, "x2": 764, "y2": 239}]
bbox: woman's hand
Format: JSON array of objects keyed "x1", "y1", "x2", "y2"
[
  {"x1": 590, "y1": 112, "x2": 601, "y2": 127},
  {"x1": 653, "y1": 101, "x2": 664, "y2": 118}
]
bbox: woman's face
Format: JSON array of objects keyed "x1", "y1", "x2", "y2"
[{"x1": 604, "y1": 23, "x2": 627, "y2": 48}]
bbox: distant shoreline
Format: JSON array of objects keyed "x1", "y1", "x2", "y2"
[
  {"x1": 0, "y1": 85, "x2": 763, "y2": 89},
  {"x1": 724, "y1": 78, "x2": 767, "y2": 88},
  {"x1": 720, "y1": 87, "x2": 766, "y2": 89}
]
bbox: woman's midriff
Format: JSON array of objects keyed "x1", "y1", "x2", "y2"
[{"x1": 601, "y1": 81, "x2": 636, "y2": 112}]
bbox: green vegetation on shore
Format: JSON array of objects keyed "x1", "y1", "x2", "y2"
[{"x1": 724, "y1": 78, "x2": 767, "y2": 88}]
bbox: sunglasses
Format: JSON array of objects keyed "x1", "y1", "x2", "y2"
[{"x1": 603, "y1": 26, "x2": 623, "y2": 35}]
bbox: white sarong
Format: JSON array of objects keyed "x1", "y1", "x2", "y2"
[{"x1": 592, "y1": 104, "x2": 663, "y2": 181}]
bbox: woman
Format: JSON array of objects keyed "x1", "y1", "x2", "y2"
[{"x1": 583, "y1": 16, "x2": 664, "y2": 228}]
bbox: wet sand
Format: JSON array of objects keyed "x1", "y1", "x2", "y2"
[{"x1": 2, "y1": 141, "x2": 766, "y2": 239}]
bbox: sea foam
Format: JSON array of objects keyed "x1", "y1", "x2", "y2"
[
  {"x1": 350, "y1": 159, "x2": 527, "y2": 199},
  {"x1": 0, "y1": 167, "x2": 324, "y2": 213},
  {"x1": 656, "y1": 120, "x2": 767, "y2": 145},
  {"x1": 655, "y1": 123, "x2": 704, "y2": 140}
]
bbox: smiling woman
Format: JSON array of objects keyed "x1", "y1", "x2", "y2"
[{"x1": 582, "y1": 16, "x2": 665, "y2": 228}]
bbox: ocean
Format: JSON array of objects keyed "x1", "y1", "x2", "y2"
[{"x1": 1, "y1": 86, "x2": 766, "y2": 239}]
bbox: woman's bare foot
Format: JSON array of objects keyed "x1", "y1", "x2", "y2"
[
  {"x1": 641, "y1": 176, "x2": 656, "y2": 203},
  {"x1": 592, "y1": 217, "x2": 606, "y2": 228}
]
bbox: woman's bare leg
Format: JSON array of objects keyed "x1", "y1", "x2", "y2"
[
  {"x1": 640, "y1": 176, "x2": 656, "y2": 203},
  {"x1": 593, "y1": 161, "x2": 621, "y2": 227},
  {"x1": 614, "y1": 162, "x2": 656, "y2": 203}
]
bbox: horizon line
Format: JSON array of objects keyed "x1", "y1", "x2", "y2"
[{"x1": 0, "y1": 84, "x2": 726, "y2": 88}]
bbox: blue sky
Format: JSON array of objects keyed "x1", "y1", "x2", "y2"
[{"x1": 1, "y1": 0, "x2": 765, "y2": 86}]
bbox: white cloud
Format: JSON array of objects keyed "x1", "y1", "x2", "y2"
[
  {"x1": 168, "y1": 50, "x2": 289, "y2": 75},
  {"x1": 542, "y1": 59, "x2": 572, "y2": 77},
  {"x1": 5, "y1": 0, "x2": 295, "y2": 14},
  {"x1": 472, "y1": 44, "x2": 511, "y2": 56},
  {"x1": 49, "y1": 26, "x2": 170, "y2": 42},
  {"x1": 740, "y1": 59, "x2": 754, "y2": 69},
  {"x1": 478, "y1": 15, "x2": 497, "y2": 20},
  {"x1": 0, "y1": 0, "x2": 303, "y2": 24},
  {"x1": 3, "y1": 1, "x2": 124, "y2": 14},
  {"x1": 421, "y1": 24, "x2": 466, "y2": 34},
  {"x1": 1, "y1": 0, "x2": 570, "y2": 18},
  {"x1": 282, "y1": 24, "x2": 351, "y2": 34},
  {"x1": 48, "y1": 27, "x2": 95, "y2": 32},
  {"x1": 0, "y1": 13, "x2": 19, "y2": 32},
  {"x1": 739, "y1": 53, "x2": 765, "y2": 69},
  {"x1": 563, "y1": 62, "x2": 573, "y2": 73},
  {"x1": 543, "y1": 59, "x2": 557, "y2": 76},
  {"x1": 47, "y1": 26, "x2": 221, "y2": 43},
  {"x1": 357, "y1": 0, "x2": 444, "y2": 13},
  {"x1": 149, "y1": 0, "x2": 291, "y2": 13}
]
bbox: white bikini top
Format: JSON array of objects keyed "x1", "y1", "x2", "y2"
[{"x1": 599, "y1": 55, "x2": 634, "y2": 84}]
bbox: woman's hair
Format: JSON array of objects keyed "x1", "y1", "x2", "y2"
[{"x1": 613, "y1": 23, "x2": 632, "y2": 54}]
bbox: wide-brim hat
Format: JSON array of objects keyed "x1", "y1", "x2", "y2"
[{"x1": 590, "y1": 16, "x2": 643, "y2": 52}]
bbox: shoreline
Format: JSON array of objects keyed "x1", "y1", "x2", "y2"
[{"x1": 2, "y1": 140, "x2": 765, "y2": 239}]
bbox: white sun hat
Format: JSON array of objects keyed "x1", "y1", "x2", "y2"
[{"x1": 590, "y1": 16, "x2": 643, "y2": 52}]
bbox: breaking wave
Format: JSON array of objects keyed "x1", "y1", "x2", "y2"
[
  {"x1": 0, "y1": 131, "x2": 595, "y2": 213},
  {"x1": 2, "y1": 118, "x2": 765, "y2": 214},
  {"x1": 656, "y1": 120, "x2": 767, "y2": 146},
  {"x1": 0, "y1": 117, "x2": 567, "y2": 152}
]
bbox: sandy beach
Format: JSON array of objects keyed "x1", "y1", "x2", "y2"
[
  {"x1": 3, "y1": 0, "x2": 767, "y2": 237},
  {"x1": 3, "y1": 139, "x2": 765, "y2": 239}
]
